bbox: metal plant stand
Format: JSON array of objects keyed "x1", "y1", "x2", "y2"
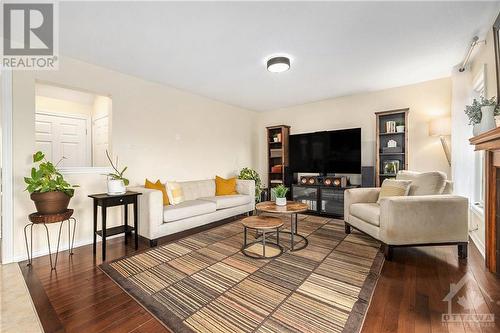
[{"x1": 24, "y1": 209, "x2": 77, "y2": 270}]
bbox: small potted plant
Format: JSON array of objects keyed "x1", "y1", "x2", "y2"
[
  {"x1": 105, "y1": 150, "x2": 129, "y2": 195},
  {"x1": 272, "y1": 184, "x2": 288, "y2": 206},
  {"x1": 24, "y1": 151, "x2": 78, "y2": 214},
  {"x1": 396, "y1": 121, "x2": 405, "y2": 133},
  {"x1": 465, "y1": 96, "x2": 499, "y2": 135},
  {"x1": 238, "y1": 167, "x2": 262, "y2": 203}
]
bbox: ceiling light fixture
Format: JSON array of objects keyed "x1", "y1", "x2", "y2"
[{"x1": 267, "y1": 56, "x2": 290, "y2": 73}]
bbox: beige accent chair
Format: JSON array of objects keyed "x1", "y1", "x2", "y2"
[{"x1": 344, "y1": 171, "x2": 469, "y2": 260}]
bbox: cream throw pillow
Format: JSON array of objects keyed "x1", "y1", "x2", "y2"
[
  {"x1": 377, "y1": 179, "x2": 412, "y2": 204},
  {"x1": 166, "y1": 181, "x2": 185, "y2": 205}
]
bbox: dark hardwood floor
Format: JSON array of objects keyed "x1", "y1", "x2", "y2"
[{"x1": 20, "y1": 227, "x2": 500, "y2": 333}]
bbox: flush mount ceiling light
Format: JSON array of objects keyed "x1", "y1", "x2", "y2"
[{"x1": 267, "y1": 56, "x2": 290, "y2": 73}]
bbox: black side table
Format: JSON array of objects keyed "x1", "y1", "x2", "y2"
[{"x1": 88, "y1": 191, "x2": 142, "y2": 261}]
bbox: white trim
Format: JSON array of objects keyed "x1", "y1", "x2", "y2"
[
  {"x1": 12, "y1": 234, "x2": 122, "y2": 263},
  {"x1": 1, "y1": 69, "x2": 14, "y2": 264},
  {"x1": 59, "y1": 166, "x2": 111, "y2": 174},
  {"x1": 470, "y1": 232, "x2": 486, "y2": 259}
]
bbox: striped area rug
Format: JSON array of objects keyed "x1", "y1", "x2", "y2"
[{"x1": 100, "y1": 215, "x2": 384, "y2": 333}]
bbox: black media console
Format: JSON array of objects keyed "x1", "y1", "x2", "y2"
[{"x1": 291, "y1": 184, "x2": 360, "y2": 219}]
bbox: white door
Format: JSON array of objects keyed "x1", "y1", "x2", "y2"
[
  {"x1": 92, "y1": 114, "x2": 109, "y2": 167},
  {"x1": 35, "y1": 112, "x2": 90, "y2": 167}
]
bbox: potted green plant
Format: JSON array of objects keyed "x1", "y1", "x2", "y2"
[
  {"x1": 238, "y1": 167, "x2": 262, "y2": 202},
  {"x1": 396, "y1": 121, "x2": 405, "y2": 133},
  {"x1": 465, "y1": 96, "x2": 500, "y2": 135},
  {"x1": 24, "y1": 151, "x2": 78, "y2": 214},
  {"x1": 105, "y1": 150, "x2": 129, "y2": 195},
  {"x1": 272, "y1": 184, "x2": 288, "y2": 206}
]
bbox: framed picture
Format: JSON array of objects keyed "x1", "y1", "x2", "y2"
[{"x1": 383, "y1": 160, "x2": 400, "y2": 175}]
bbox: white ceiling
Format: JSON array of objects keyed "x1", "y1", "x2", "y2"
[{"x1": 59, "y1": 1, "x2": 500, "y2": 112}]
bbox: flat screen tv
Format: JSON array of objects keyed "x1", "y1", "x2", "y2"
[{"x1": 289, "y1": 128, "x2": 361, "y2": 174}]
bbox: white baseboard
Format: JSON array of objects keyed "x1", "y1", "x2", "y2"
[
  {"x1": 10, "y1": 234, "x2": 123, "y2": 263},
  {"x1": 469, "y1": 231, "x2": 485, "y2": 259}
]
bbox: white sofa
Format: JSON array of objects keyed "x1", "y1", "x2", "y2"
[
  {"x1": 344, "y1": 171, "x2": 469, "y2": 260},
  {"x1": 129, "y1": 179, "x2": 255, "y2": 246}
]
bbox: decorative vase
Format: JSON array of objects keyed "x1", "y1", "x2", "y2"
[
  {"x1": 495, "y1": 115, "x2": 500, "y2": 128},
  {"x1": 396, "y1": 125, "x2": 405, "y2": 133},
  {"x1": 31, "y1": 191, "x2": 71, "y2": 214},
  {"x1": 479, "y1": 105, "x2": 496, "y2": 134},
  {"x1": 107, "y1": 179, "x2": 126, "y2": 195},
  {"x1": 275, "y1": 197, "x2": 287, "y2": 206}
]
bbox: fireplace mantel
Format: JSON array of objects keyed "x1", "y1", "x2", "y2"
[{"x1": 470, "y1": 127, "x2": 500, "y2": 274}]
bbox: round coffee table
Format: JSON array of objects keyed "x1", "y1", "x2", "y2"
[
  {"x1": 256, "y1": 201, "x2": 309, "y2": 251},
  {"x1": 241, "y1": 216, "x2": 284, "y2": 259}
]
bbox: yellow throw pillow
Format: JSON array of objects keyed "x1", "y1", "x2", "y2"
[
  {"x1": 215, "y1": 176, "x2": 238, "y2": 196},
  {"x1": 377, "y1": 179, "x2": 412, "y2": 204},
  {"x1": 166, "y1": 181, "x2": 185, "y2": 205},
  {"x1": 144, "y1": 179, "x2": 170, "y2": 205}
]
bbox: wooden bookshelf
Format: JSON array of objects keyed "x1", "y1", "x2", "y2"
[
  {"x1": 266, "y1": 125, "x2": 290, "y2": 199},
  {"x1": 375, "y1": 108, "x2": 409, "y2": 186}
]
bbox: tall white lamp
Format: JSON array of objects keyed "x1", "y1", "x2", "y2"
[{"x1": 429, "y1": 117, "x2": 451, "y2": 166}]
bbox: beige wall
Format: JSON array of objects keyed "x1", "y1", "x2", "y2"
[
  {"x1": 36, "y1": 96, "x2": 93, "y2": 117},
  {"x1": 11, "y1": 56, "x2": 258, "y2": 260},
  {"x1": 257, "y1": 77, "x2": 452, "y2": 184}
]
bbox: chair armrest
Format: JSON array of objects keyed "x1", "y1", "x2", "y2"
[
  {"x1": 236, "y1": 179, "x2": 256, "y2": 210},
  {"x1": 379, "y1": 195, "x2": 469, "y2": 245},
  {"x1": 128, "y1": 186, "x2": 164, "y2": 240},
  {"x1": 344, "y1": 188, "x2": 381, "y2": 219}
]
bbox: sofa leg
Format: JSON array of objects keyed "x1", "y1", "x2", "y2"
[
  {"x1": 458, "y1": 242, "x2": 468, "y2": 259},
  {"x1": 248, "y1": 210, "x2": 254, "y2": 216},
  {"x1": 149, "y1": 239, "x2": 158, "y2": 247},
  {"x1": 383, "y1": 244, "x2": 393, "y2": 260},
  {"x1": 344, "y1": 223, "x2": 351, "y2": 234}
]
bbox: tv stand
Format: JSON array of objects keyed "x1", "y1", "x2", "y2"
[{"x1": 291, "y1": 183, "x2": 359, "y2": 218}]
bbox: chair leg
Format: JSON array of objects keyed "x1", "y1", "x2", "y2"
[
  {"x1": 458, "y1": 242, "x2": 468, "y2": 259},
  {"x1": 344, "y1": 223, "x2": 351, "y2": 234},
  {"x1": 383, "y1": 244, "x2": 393, "y2": 260}
]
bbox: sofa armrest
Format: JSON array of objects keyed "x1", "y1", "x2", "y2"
[
  {"x1": 236, "y1": 179, "x2": 256, "y2": 210},
  {"x1": 128, "y1": 186, "x2": 164, "y2": 240},
  {"x1": 344, "y1": 188, "x2": 381, "y2": 219},
  {"x1": 379, "y1": 195, "x2": 469, "y2": 245}
]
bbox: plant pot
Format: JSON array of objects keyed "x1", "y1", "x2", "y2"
[
  {"x1": 275, "y1": 197, "x2": 287, "y2": 206},
  {"x1": 30, "y1": 191, "x2": 71, "y2": 214},
  {"x1": 479, "y1": 105, "x2": 496, "y2": 134},
  {"x1": 107, "y1": 179, "x2": 126, "y2": 195},
  {"x1": 396, "y1": 125, "x2": 405, "y2": 133}
]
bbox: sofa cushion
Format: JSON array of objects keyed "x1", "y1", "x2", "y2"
[
  {"x1": 163, "y1": 200, "x2": 216, "y2": 223},
  {"x1": 350, "y1": 203, "x2": 380, "y2": 227},
  {"x1": 180, "y1": 180, "x2": 216, "y2": 201},
  {"x1": 199, "y1": 195, "x2": 252, "y2": 210},
  {"x1": 377, "y1": 179, "x2": 412, "y2": 204},
  {"x1": 396, "y1": 170, "x2": 447, "y2": 196}
]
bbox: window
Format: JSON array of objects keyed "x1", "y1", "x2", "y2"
[
  {"x1": 472, "y1": 66, "x2": 486, "y2": 210},
  {"x1": 35, "y1": 83, "x2": 112, "y2": 170}
]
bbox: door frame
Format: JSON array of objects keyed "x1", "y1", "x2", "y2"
[
  {"x1": 35, "y1": 110, "x2": 92, "y2": 167},
  {"x1": 1, "y1": 69, "x2": 13, "y2": 264}
]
